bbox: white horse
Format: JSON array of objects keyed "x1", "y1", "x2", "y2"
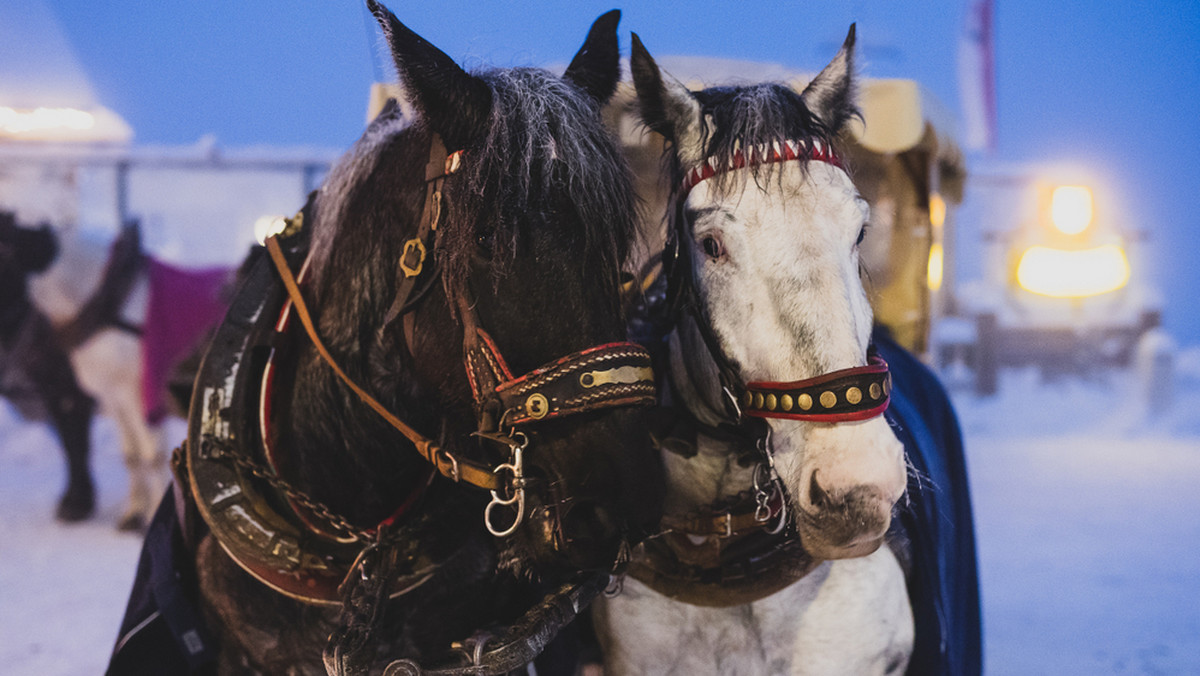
[
  {"x1": 30, "y1": 222, "x2": 226, "y2": 530},
  {"x1": 595, "y1": 29, "x2": 915, "y2": 675}
]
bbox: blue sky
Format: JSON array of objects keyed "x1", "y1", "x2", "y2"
[{"x1": 14, "y1": 1, "x2": 1200, "y2": 341}]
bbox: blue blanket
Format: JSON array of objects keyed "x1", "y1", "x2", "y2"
[{"x1": 876, "y1": 329, "x2": 982, "y2": 676}]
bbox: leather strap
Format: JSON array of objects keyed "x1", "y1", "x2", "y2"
[
  {"x1": 465, "y1": 328, "x2": 656, "y2": 427},
  {"x1": 265, "y1": 235, "x2": 503, "y2": 492}
]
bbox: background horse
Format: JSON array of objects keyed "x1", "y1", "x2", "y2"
[
  {"x1": 595, "y1": 28, "x2": 979, "y2": 675},
  {"x1": 0, "y1": 212, "x2": 96, "y2": 522},
  {"x1": 116, "y1": 4, "x2": 662, "y2": 674},
  {"x1": 20, "y1": 216, "x2": 230, "y2": 531}
]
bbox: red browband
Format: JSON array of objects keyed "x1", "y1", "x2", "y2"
[
  {"x1": 680, "y1": 138, "x2": 842, "y2": 196},
  {"x1": 740, "y1": 355, "x2": 891, "y2": 423}
]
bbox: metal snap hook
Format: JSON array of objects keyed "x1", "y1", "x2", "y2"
[{"x1": 485, "y1": 443, "x2": 526, "y2": 537}]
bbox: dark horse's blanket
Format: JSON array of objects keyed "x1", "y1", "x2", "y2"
[
  {"x1": 876, "y1": 329, "x2": 983, "y2": 676},
  {"x1": 106, "y1": 493, "x2": 217, "y2": 675}
]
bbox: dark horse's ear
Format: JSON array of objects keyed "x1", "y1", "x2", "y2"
[
  {"x1": 563, "y1": 10, "x2": 622, "y2": 104},
  {"x1": 629, "y1": 32, "x2": 704, "y2": 166},
  {"x1": 367, "y1": 0, "x2": 492, "y2": 152},
  {"x1": 800, "y1": 24, "x2": 857, "y2": 133}
]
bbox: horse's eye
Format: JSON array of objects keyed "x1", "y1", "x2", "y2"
[
  {"x1": 855, "y1": 225, "x2": 867, "y2": 247},
  {"x1": 700, "y1": 235, "x2": 725, "y2": 260},
  {"x1": 477, "y1": 231, "x2": 495, "y2": 253}
]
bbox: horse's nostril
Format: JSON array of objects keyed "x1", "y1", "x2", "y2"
[{"x1": 809, "y1": 470, "x2": 831, "y2": 509}]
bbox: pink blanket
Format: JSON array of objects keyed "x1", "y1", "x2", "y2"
[{"x1": 142, "y1": 259, "x2": 232, "y2": 423}]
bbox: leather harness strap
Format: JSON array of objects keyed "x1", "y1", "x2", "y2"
[{"x1": 265, "y1": 235, "x2": 504, "y2": 492}]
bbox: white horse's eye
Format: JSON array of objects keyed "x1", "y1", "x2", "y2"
[
  {"x1": 700, "y1": 234, "x2": 725, "y2": 260},
  {"x1": 855, "y1": 224, "x2": 868, "y2": 247}
]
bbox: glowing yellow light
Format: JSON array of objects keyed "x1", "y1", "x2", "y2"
[
  {"x1": 254, "y1": 215, "x2": 289, "y2": 245},
  {"x1": 927, "y1": 242, "x2": 944, "y2": 291},
  {"x1": 0, "y1": 106, "x2": 96, "y2": 134},
  {"x1": 929, "y1": 193, "x2": 946, "y2": 229},
  {"x1": 1049, "y1": 185, "x2": 1093, "y2": 235},
  {"x1": 1016, "y1": 244, "x2": 1130, "y2": 298}
]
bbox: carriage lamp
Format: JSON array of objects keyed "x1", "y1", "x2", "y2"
[
  {"x1": 1015, "y1": 243, "x2": 1130, "y2": 298},
  {"x1": 1049, "y1": 185, "x2": 1093, "y2": 235},
  {"x1": 927, "y1": 242, "x2": 945, "y2": 292},
  {"x1": 926, "y1": 192, "x2": 946, "y2": 291},
  {"x1": 0, "y1": 106, "x2": 96, "y2": 135}
]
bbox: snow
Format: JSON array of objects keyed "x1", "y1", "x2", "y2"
[{"x1": 2, "y1": 360, "x2": 1199, "y2": 675}]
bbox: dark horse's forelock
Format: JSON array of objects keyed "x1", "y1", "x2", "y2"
[
  {"x1": 438, "y1": 67, "x2": 636, "y2": 298},
  {"x1": 310, "y1": 67, "x2": 635, "y2": 312},
  {"x1": 687, "y1": 83, "x2": 856, "y2": 198}
]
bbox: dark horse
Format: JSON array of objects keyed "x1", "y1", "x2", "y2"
[
  {"x1": 0, "y1": 211, "x2": 96, "y2": 522},
  {"x1": 110, "y1": 3, "x2": 661, "y2": 674}
]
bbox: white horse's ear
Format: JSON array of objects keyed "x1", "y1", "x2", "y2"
[
  {"x1": 800, "y1": 24, "x2": 857, "y2": 132},
  {"x1": 630, "y1": 33, "x2": 704, "y2": 166}
]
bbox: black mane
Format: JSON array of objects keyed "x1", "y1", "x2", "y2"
[{"x1": 439, "y1": 67, "x2": 636, "y2": 298}]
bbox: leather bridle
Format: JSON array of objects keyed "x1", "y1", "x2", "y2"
[{"x1": 264, "y1": 132, "x2": 657, "y2": 540}]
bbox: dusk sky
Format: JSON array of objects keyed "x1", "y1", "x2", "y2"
[{"x1": 9, "y1": 0, "x2": 1200, "y2": 341}]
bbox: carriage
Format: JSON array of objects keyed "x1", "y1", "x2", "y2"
[{"x1": 945, "y1": 166, "x2": 1162, "y2": 394}]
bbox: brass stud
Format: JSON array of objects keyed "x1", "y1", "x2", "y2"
[
  {"x1": 869, "y1": 382, "x2": 882, "y2": 400},
  {"x1": 753, "y1": 393, "x2": 765, "y2": 409},
  {"x1": 743, "y1": 391, "x2": 754, "y2": 409},
  {"x1": 780, "y1": 394, "x2": 794, "y2": 411},
  {"x1": 765, "y1": 394, "x2": 777, "y2": 411},
  {"x1": 580, "y1": 373, "x2": 594, "y2": 387},
  {"x1": 798, "y1": 393, "x2": 813, "y2": 410},
  {"x1": 820, "y1": 391, "x2": 837, "y2": 408},
  {"x1": 846, "y1": 387, "x2": 862, "y2": 405},
  {"x1": 883, "y1": 377, "x2": 891, "y2": 396},
  {"x1": 526, "y1": 393, "x2": 549, "y2": 419}
]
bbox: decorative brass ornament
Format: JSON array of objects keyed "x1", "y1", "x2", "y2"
[
  {"x1": 579, "y1": 365, "x2": 654, "y2": 389},
  {"x1": 846, "y1": 387, "x2": 862, "y2": 405},
  {"x1": 743, "y1": 391, "x2": 754, "y2": 409},
  {"x1": 399, "y1": 238, "x2": 427, "y2": 278},
  {"x1": 525, "y1": 393, "x2": 549, "y2": 419},
  {"x1": 798, "y1": 393, "x2": 813, "y2": 410},
  {"x1": 780, "y1": 394, "x2": 794, "y2": 411},
  {"x1": 429, "y1": 191, "x2": 442, "y2": 231},
  {"x1": 753, "y1": 393, "x2": 765, "y2": 409},
  {"x1": 869, "y1": 383, "x2": 882, "y2": 400},
  {"x1": 765, "y1": 394, "x2": 777, "y2": 411},
  {"x1": 820, "y1": 391, "x2": 837, "y2": 409}
]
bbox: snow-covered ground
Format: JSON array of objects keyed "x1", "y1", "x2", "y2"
[{"x1": 2, "y1": 359, "x2": 1199, "y2": 675}]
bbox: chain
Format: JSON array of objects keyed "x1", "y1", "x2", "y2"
[{"x1": 201, "y1": 436, "x2": 376, "y2": 543}]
